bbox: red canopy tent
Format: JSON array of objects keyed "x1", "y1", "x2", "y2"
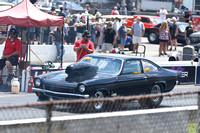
[
  {"x1": 0, "y1": 0, "x2": 64, "y2": 27},
  {"x1": 0, "y1": 0, "x2": 64, "y2": 90}
]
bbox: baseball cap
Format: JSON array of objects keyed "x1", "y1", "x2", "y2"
[
  {"x1": 137, "y1": 16, "x2": 141, "y2": 20},
  {"x1": 122, "y1": 21, "x2": 127, "y2": 24},
  {"x1": 83, "y1": 30, "x2": 91, "y2": 37},
  {"x1": 172, "y1": 17, "x2": 176, "y2": 21}
]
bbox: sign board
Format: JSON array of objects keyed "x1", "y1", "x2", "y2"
[
  {"x1": 193, "y1": 15, "x2": 200, "y2": 31},
  {"x1": 163, "y1": 66, "x2": 195, "y2": 84}
]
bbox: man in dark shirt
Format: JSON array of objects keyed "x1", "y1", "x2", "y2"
[
  {"x1": 102, "y1": 22, "x2": 116, "y2": 53},
  {"x1": 184, "y1": 10, "x2": 192, "y2": 23},
  {"x1": 67, "y1": 15, "x2": 78, "y2": 45},
  {"x1": 58, "y1": 7, "x2": 66, "y2": 18},
  {"x1": 185, "y1": 21, "x2": 195, "y2": 44},
  {"x1": 169, "y1": 17, "x2": 178, "y2": 51}
]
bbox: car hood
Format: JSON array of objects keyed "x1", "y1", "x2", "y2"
[
  {"x1": 42, "y1": 70, "x2": 116, "y2": 85},
  {"x1": 190, "y1": 31, "x2": 200, "y2": 37}
]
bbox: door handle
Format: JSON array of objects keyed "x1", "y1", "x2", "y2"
[{"x1": 143, "y1": 76, "x2": 147, "y2": 79}]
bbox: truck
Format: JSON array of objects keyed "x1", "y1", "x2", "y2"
[{"x1": 140, "y1": 0, "x2": 174, "y2": 12}]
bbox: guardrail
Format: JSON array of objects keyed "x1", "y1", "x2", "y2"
[{"x1": 0, "y1": 90, "x2": 200, "y2": 133}]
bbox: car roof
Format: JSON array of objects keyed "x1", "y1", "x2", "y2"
[
  {"x1": 133, "y1": 15, "x2": 161, "y2": 18},
  {"x1": 88, "y1": 53, "x2": 143, "y2": 60}
]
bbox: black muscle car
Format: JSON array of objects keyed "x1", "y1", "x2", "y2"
[{"x1": 33, "y1": 53, "x2": 180, "y2": 111}]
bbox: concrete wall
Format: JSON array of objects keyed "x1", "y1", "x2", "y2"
[
  {"x1": 0, "y1": 106, "x2": 196, "y2": 133},
  {"x1": 0, "y1": 45, "x2": 76, "y2": 64}
]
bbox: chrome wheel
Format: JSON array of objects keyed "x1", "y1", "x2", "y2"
[
  {"x1": 151, "y1": 85, "x2": 162, "y2": 102},
  {"x1": 94, "y1": 91, "x2": 105, "y2": 110},
  {"x1": 149, "y1": 33, "x2": 157, "y2": 42}
]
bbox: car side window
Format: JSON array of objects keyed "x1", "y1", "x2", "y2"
[
  {"x1": 141, "y1": 18, "x2": 150, "y2": 23},
  {"x1": 142, "y1": 60, "x2": 158, "y2": 72},
  {"x1": 122, "y1": 60, "x2": 142, "y2": 75}
]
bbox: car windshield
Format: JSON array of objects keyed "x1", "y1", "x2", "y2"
[
  {"x1": 80, "y1": 56, "x2": 122, "y2": 75},
  {"x1": 150, "y1": 18, "x2": 163, "y2": 24},
  {"x1": 178, "y1": 23, "x2": 188, "y2": 32}
]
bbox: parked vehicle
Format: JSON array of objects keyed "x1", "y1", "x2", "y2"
[
  {"x1": 52, "y1": 1, "x2": 84, "y2": 12},
  {"x1": 33, "y1": 53, "x2": 180, "y2": 112},
  {"x1": 145, "y1": 22, "x2": 188, "y2": 44},
  {"x1": 168, "y1": 31, "x2": 200, "y2": 61},
  {"x1": 126, "y1": 15, "x2": 163, "y2": 28}
]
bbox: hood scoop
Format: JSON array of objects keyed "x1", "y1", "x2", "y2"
[{"x1": 65, "y1": 62, "x2": 98, "y2": 82}]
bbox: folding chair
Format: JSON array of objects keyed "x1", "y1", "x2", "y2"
[{"x1": 135, "y1": 44, "x2": 146, "y2": 57}]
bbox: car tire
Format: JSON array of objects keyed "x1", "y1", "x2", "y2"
[
  {"x1": 92, "y1": 90, "x2": 107, "y2": 112},
  {"x1": 148, "y1": 32, "x2": 159, "y2": 44},
  {"x1": 139, "y1": 84, "x2": 163, "y2": 108},
  {"x1": 128, "y1": 42, "x2": 133, "y2": 51},
  {"x1": 168, "y1": 57, "x2": 176, "y2": 61}
]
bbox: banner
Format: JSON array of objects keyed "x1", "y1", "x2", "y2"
[{"x1": 163, "y1": 66, "x2": 195, "y2": 84}]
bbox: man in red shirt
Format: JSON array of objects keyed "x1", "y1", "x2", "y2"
[
  {"x1": 74, "y1": 30, "x2": 94, "y2": 62},
  {"x1": 0, "y1": 28, "x2": 22, "y2": 82}
]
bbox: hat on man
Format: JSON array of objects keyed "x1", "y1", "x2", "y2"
[
  {"x1": 107, "y1": 21, "x2": 112, "y2": 25},
  {"x1": 73, "y1": 15, "x2": 77, "y2": 18},
  {"x1": 172, "y1": 17, "x2": 176, "y2": 21},
  {"x1": 122, "y1": 21, "x2": 127, "y2": 24},
  {"x1": 82, "y1": 30, "x2": 91, "y2": 37},
  {"x1": 137, "y1": 16, "x2": 141, "y2": 20},
  {"x1": 95, "y1": 12, "x2": 101, "y2": 17}
]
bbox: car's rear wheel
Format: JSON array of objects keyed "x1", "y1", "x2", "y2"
[
  {"x1": 148, "y1": 32, "x2": 159, "y2": 44},
  {"x1": 139, "y1": 84, "x2": 163, "y2": 108}
]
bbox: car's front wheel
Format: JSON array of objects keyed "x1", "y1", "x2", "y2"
[
  {"x1": 139, "y1": 84, "x2": 163, "y2": 108},
  {"x1": 92, "y1": 91, "x2": 107, "y2": 112},
  {"x1": 148, "y1": 32, "x2": 159, "y2": 44}
]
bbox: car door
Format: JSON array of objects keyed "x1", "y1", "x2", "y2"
[
  {"x1": 141, "y1": 59, "x2": 162, "y2": 91},
  {"x1": 117, "y1": 60, "x2": 148, "y2": 96}
]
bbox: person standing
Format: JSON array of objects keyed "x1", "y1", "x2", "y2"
[
  {"x1": 169, "y1": 17, "x2": 178, "y2": 51},
  {"x1": 111, "y1": 6, "x2": 118, "y2": 15},
  {"x1": 89, "y1": 16, "x2": 96, "y2": 47},
  {"x1": 67, "y1": 15, "x2": 78, "y2": 45},
  {"x1": 74, "y1": 30, "x2": 94, "y2": 62},
  {"x1": 159, "y1": 21, "x2": 170, "y2": 56},
  {"x1": 76, "y1": 15, "x2": 87, "y2": 40},
  {"x1": 102, "y1": 22, "x2": 117, "y2": 53},
  {"x1": 130, "y1": 8, "x2": 137, "y2": 15},
  {"x1": 185, "y1": 21, "x2": 195, "y2": 45},
  {"x1": 120, "y1": 4, "x2": 127, "y2": 15},
  {"x1": 131, "y1": 16, "x2": 145, "y2": 53},
  {"x1": 0, "y1": 28, "x2": 22, "y2": 82},
  {"x1": 92, "y1": 4, "x2": 98, "y2": 16},
  {"x1": 158, "y1": 7, "x2": 168, "y2": 22},
  {"x1": 50, "y1": 27, "x2": 65, "y2": 63},
  {"x1": 184, "y1": 10, "x2": 192, "y2": 23},
  {"x1": 118, "y1": 21, "x2": 127, "y2": 54},
  {"x1": 58, "y1": 7, "x2": 66, "y2": 18}
]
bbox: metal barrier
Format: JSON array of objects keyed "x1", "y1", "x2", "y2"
[{"x1": 0, "y1": 91, "x2": 200, "y2": 133}]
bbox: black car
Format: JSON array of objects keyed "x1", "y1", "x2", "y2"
[
  {"x1": 33, "y1": 53, "x2": 180, "y2": 111},
  {"x1": 145, "y1": 22, "x2": 188, "y2": 44}
]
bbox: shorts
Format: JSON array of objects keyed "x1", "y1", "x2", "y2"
[
  {"x1": 159, "y1": 39, "x2": 168, "y2": 42},
  {"x1": 132, "y1": 36, "x2": 142, "y2": 44},
  {"x1": 102, "y1": 43, "x2": 113, "y2": 52},
  {"x1": 171, "y1": 35, "x2": 177, "y2": 40},
  {"x1": 120, "y1": 38, "x2": 126, "y2": 45},
  {"x1": 0, "y1": 56, "x2": 18, "y2": 70}
]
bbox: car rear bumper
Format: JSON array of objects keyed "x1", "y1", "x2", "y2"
[{"x1": 32, "y1": 87, "x2": 89, "y2": 99}]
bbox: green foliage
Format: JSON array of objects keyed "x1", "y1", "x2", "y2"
[{"x1": 188, "y1": 123, "x2": 197, "y2": 133}]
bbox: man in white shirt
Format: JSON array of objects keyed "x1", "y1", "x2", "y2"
[{"x1": 159, "y1": 7, "x2": 168, "y2": 21}]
